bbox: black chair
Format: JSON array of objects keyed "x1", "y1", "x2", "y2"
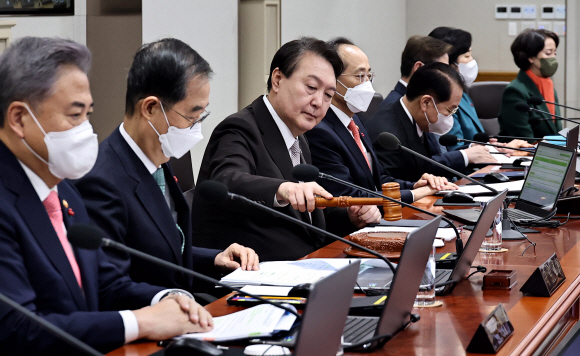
[
  {"x1": 466, "y1": 81, "x2": 509, "y2": 136},
  {"x1": 169, "y1": 151, "x2": 195, "y2": 209},
  {"x1": 356, "y1": 92, "x2": 384, "y2": 124}
]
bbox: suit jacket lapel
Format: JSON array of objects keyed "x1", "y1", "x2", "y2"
[
  {"x1": 0, "y1": 149, "x2": 89, "y2": 311},
  {"x1": 252, "y1": 98, "x2": 295, "y2": 181},
  {"x1": 109, "y1": 129, "x2": 183, "y2": 264},
  {"x1": 394, "y1": 101, "x2": 424, "y2": 170}
]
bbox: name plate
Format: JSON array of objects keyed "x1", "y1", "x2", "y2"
[
  {"x1": 466, "y1": 303, "x2": 514, "y2": 354},
  {"x1": 520, "y1": 253, "x2": 566, "y2": 297}
]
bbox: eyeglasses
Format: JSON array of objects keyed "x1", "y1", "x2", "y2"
[
  {"x1": 163, "y1": 102, "x2": 210, "y2": 129},
  {"x1": 339, "y1": 71, "x2": 375, "y2": 83},
  {"x1": 441, "y1": 102, "x2": 459, "y2": 116}
]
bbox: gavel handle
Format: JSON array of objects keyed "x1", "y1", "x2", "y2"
[{"x1": 315, "y1": 196, "x2": 384, "y2": 207}]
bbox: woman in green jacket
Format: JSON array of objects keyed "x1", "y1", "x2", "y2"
[{"x1": 499, "y1": 29, "x2": 561, "y2": 140}]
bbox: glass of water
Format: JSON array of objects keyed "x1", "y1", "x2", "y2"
[
  {"x1": 415, "y1": 245, "x2": 436, "y2": 306},
  {"x1": 481, "y1": 204, "x2": 503, "y2": 251}
]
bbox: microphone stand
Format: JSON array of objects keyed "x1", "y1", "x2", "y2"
[
  {"x1": 455, "y1": 138, "x2": 532, "y2": 153},
  {"x1": 527, "y1": 107, "x2": 580, "y2": 125},
  {"x1": 0, "y1": 292, "x2": 102, "y2": 356}
]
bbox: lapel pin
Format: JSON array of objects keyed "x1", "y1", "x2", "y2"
[
  {"x1": 68, "y1": 208, "x2": 75, "y2": 216},
  {"x1": 62, "y1": 200, "x2": 69, "y2": 208},
  {"x1": 174, "y1": 176, "x2": 178, "y2": 183}
]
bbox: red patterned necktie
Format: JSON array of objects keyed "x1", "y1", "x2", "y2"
[
  {"x1": 348, "y1": 119, "x2": 371, "y2": 170},
  {"x1": 43, "y1": 191, "x2": 83, "y2": 288}
]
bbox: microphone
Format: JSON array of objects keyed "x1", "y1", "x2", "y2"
[
  {"x1": 380, "y1": 133, "x2": 498, "y2": 195},
  {"x1": 67, "y1": 224, "x2": 302, "y2": 320},
  {"x1": 292, "y1": 163, "x2": 464, "y2": 256},
  {"x1": 0, "y1": 292, "x2": 102, "y2": 355},
  {"x1": 529, "y1": 96, "x2": 580, "y2": 112},
  {"x1": 440, "y1": 134, "x2": 530, "y2": 153},
  {"x1": 485, "y1": 133, "x2": 565, "y2": 142},
  {"x1": 515, "y1": 102, "x2": 580, "y2": 125},
  {"x1": 197, "y1": 180, "x2": 399, "y2": 274}
]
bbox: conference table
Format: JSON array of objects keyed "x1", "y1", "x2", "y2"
[{"x1": 108, "y1": 165, "x2": 580, "y2": 356}]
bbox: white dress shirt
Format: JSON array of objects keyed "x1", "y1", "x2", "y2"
[
  {"x1": 399, "y1": 98, "x2": 468, "y2": 166},
  {"x1": 330, "y1": 105, "x2": 373, "y2": 172},
  {"x1": 398, "y1": 79, "x2": 408, "y2": 87},
  {"x1": 263, "y1": 95, "x2": 299, "y2": 207}
]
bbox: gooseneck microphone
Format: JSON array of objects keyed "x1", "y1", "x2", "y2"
[
  {"x1": 197, "y1": 180, "x2": 399, "y2": 274},
  {"x1": 292, "y1": 163, "x2": 464, "y2": 256},
  {"x1": 380, "y1": 133, "x2": 499, "y2": 195},
  {"x1": 439, "y1": 134, "x2": 531, "y2": 153},
  {"x1": 529, "y1": 96, "x2": 580, "y2": 112},
  {"x1": 515, "y1": 102, "x2": 580, "y2": 125},
  {"x1": 67, "y1": 224, "x2": 302, "y2": 320},
  {"x1": 0, "y1": 292, "x2": 102, "y2": 355}
]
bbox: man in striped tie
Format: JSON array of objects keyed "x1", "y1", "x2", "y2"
[
  {"x1": 75, "y1": 38, "x2": 260, "y2": 300},
  {"x1": 306, "y1": 38, "x2": 458, "y2": 207},
  {"x1": 0, "y1": 36, "x2": 212, "y2": 355}
]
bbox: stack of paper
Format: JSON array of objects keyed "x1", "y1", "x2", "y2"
[
  {"x1": 436, "y1": 180, "x2": 524, "y2": 196},
  {"x1": 220, "y1": 259, "x2": 387, "y2": 287},
  {"x1": 177, "y1": 304, "x2": 296, "y2": 342}
]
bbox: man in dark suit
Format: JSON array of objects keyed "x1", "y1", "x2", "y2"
[
  {"x1": 75, "y1": 39, "x2": 259, "y2": 296},
  {"x1": 192, "y1": 37, "x2": 380, "y2": 261},
  {"x1": 0, "y1": 37, "x2": 211, "y2": 355},
  {"x1": 367, "y1": 63, "x2": 496, "y2": 182},
  {"x1": 381, "y1": 36, "x2": 451, "y2": 107},
  {"x1": 306, "y1": 38, "x2": 457, "y2": 204}
]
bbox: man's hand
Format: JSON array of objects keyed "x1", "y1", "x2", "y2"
[
  {"x1": 134, "y1": 296, "x2": 213, "y2": 340},
  {"x1": 347, "y1": 205, "x2": 382, "y2": 229},
  {"x1": 215, "y1": 243, "x2": 260, "y2": 272},
  {"x1": 276, "y1": 182, "x2": 332, "y2": 212},
  {"x1": 464, "y1": 145, "x2": 497, "y2": 164},
  {"x1": 413, "y1": 173, "x2": 452, "y2": 190}
]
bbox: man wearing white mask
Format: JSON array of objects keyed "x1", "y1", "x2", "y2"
[
  {"x1": 75, "y1": 38, "x2": 259, "y2": 301},
  {"x1": 367, "y1": 62, "x2": 496, "y2": 182},
  {"x1": 0, "y1": 36, "x2": 214, "y2": 355},
  {"x1": 306, "y1": 38, "x2": 457, "y2": 207}
]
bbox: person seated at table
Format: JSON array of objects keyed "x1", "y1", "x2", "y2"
[
  {"x1": 75, "y1": 38, "x2": 259, "y2": 300},
  {"x1": 191, "y1": 37, "x2": 381, "y2": 262},
  {"x1": 428, "y1": 27, "x2": 533, "y2": 151},
  {"x1": 498, "y1": 29, "x2": 561, "y2": 140},
  {"x1": 367, "y1": 62, "x2": 497, "y2": 183},
  {"x1": 305, "y1": 37, "x2": 457, "y2": 204},
  {"x1": 0, "y1": 36, "x2": 212, "y2": 355},
  {"x1": 381, "y1": 35, "x2": 451, "y2": 107}
]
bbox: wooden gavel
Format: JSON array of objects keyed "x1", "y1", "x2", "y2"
[{"x1": 314, "y1": 182, "x2": 403, "y2": 221}]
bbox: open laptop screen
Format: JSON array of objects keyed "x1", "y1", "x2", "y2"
[{"x1": 518, "y1": 143, "x2": 574, "y2": 210}]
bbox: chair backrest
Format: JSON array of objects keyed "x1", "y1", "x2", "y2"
[
  {"x1": 356, "y1": 92, "x2": 384, "y2": 124},
  {"x1": 467, "y1": 81, "x2": 509, "y2": 119},
  {"x1": 169, "y1": 151, "x2": 195, "y2": 193},
  {"x1": 466, "y1": 81, "x2": 509, "y2": 136}
]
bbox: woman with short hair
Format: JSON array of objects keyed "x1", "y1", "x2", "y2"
[{"x1": 499, "y1": 29, "x2": 561, "y2": 139}]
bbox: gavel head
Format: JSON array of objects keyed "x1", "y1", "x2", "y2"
[{"x1": 382, "y1": 182, "x2": 402, "y2": 221}]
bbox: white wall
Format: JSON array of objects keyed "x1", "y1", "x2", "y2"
[
  {"x1": 142, "y1": 0, "x2": 238, "y2": 179},
  {"x1": 7, "y1": 0, "x2": 86, "y2": 44},
  {"x1": 281, "y1": 0, "x2": 407, "y2": 99}
]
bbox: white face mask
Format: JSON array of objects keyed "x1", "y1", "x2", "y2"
[
  {"x1": 425, "y1": 99, "x2": 454, "y2": 135},
  {"x1": 336, "y1": 80, "x2": 375, "y2": 113},
  {"x1": 148, "y1": 102, "x2": 204, "y2": 159},
  {"x1": 457, "y1": 59, "x2": 478, "y2": 86},
  {"x1": 21, "y1": 103, "x2": 98, "y2": 180}
]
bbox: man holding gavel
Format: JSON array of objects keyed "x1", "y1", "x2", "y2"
[{"x1": 305, "y1": 38, "x2": 458, "y2": 205}]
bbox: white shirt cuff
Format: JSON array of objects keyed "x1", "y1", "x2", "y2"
[
  {"x1": 460, "y1": 150, "x2": 469, "y2": 167},
  {"x1": 273, "y1": 194, "x2": 289, "y2": 207},
  {"x1": 151, "y1": 289, "x2": 195, "y2": 306},
  {"x1": 119, "y1": 310, "x2": 139, "y2": 344},
  {"x1": 410, "y1": 190, "x2": 415, "y2": 202}
]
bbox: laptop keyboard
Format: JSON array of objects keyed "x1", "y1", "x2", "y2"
[
  {"x1": 505, "y1": 208, "x2": 540, "y2": 222},
  {"x1": 343, "y1": 316, "x2": 379, "y2": 344}
]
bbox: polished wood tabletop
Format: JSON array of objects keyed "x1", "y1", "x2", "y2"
[{"x1": 108, "y1": 166, "x2": 580, "y2": 356}]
